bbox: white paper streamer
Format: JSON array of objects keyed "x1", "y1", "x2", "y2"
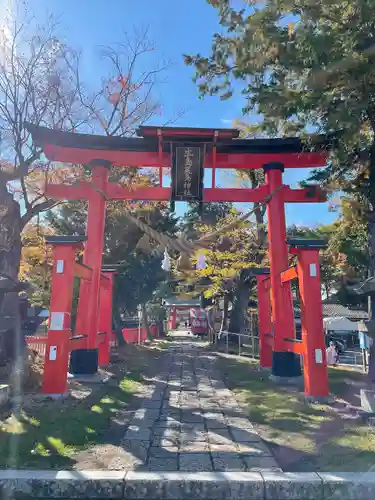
[
  {"x1": 196, "y1": 253, "x2": 206, "y2": 270},
  {"x1": 161, "y1": 248, "x2": 171, "y2": 271}
]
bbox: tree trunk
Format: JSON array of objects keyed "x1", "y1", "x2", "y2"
[
  {"x1": 141, "y1": 302, "x2": 152, "y2": 340},
  {"x1": 206, "y1": 307, "x2": 215, "y2": 344},
  {"x1": 112, "y1": 307, "x2": 126, "y2": 346},
  {"x1": 228, "y1": 272, "x2": 251, "y2": 334},
  {"x1": 325, "y1": 282, "x2": 330, "y2": 300},
  {"x1": 221, "y1": 295, "x2": 229, "y2": 332},
  {"x1": 227, "y1": 191, "x2": 266, "y2": 336},
  {"x1": 0, "y1": 183, "x2": 24, "y2": 367},
  {"x1": 366, "y1": 132, "x2": 375, "y2": 382}
]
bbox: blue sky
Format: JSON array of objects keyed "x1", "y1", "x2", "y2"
[{"x1": 29, "y1": 0, "x2": 336, "y2": 228}]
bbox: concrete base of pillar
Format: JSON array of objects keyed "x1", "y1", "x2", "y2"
[
  {"x1": 69, "y1": 349, "x2": 98, "y2": 375},
  {"x1": 271, "y1": 351, "x2": 302, "y2": 378},
  {"x1": 303, "y1": 394, "x2": 333, "y2": 404},
  {"x1": 40, "y1": 393, "x2": 69, "y2": 400},
  {"x1": 269, "y1": 374, "x2": 304, "y2": 387},
  {"x1": 68, "y1": 372, "x2": 112, "y2": 384},
  {"x1": 258, "y1": 365, "x2": 272, "y2": 373}
]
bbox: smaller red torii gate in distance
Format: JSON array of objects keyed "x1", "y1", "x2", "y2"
[
  {"x1": 162, "y1": 298, "x2": 202, "y2": 330},
  {"x1": 26, "y1": 123, "x2": 331, "y2": 383}
]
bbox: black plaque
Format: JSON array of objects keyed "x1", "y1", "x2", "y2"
[{"x1": 171, "y1": 143, "x2": 204, "y2": 201}]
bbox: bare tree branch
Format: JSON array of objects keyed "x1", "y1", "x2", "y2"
[{"x1": 20, "y1": 199, "x2": 60, "y2": 229}]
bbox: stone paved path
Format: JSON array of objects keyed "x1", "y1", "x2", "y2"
[{"x1": 82, "y1": 333, "x2": 281, "y2": 472}]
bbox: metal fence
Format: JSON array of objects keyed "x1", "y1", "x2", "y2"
[
  {"x1": 212, "y1": 312, "x2": 260, "y2": 359},
  {"x1": 338, "y1": 349, "x2": 365, "y2": 367},
  {"x1": 214, "y1": 330, "x2": 260, "y2": 359}
]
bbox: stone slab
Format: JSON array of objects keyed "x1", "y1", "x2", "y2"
[
  {"x1": 148, "y1": 447, "x2": 179, "y2": 459},
  {"x1": 211, "y1": 452, "x2": 246, "y2": 472},
  {"x1": 319, "y1": 472, "x2": 375, "y2": 500},
  {"x1": 243, "y1": 456, "x2": 282, "y2": 472},
  {"x1": 230, "y1": 428, "x2": 263, "y2": 443},
  {"x1": 0, "y1": 470, "x2": 125, "y2": 498},
  {"x1": 124, "y1": 427, "x2": 152, "y2": 441},
  {"x1": 120, "y1": 440, "x2": 150, "y2": 461},
  {"x1": 262, "y1": 472, "x2": 323, "y2": 499},
  {"x1": 123, "y1": 471, "x2": 264, "y2": 500},
  {"x1": 3, "y1": 470, "x2": 375, "y2": 499},
  {"x1": 179, "y1": 441, "x2": 210, "y2": 452},
  {"x1": 179, "y1": 453, "x2": 213, "y2": 472},
  {"x1": 145, "y1": 457, "x2": 179, "y2": 471},
  {"x1": 236, "y1": 441, "x2": 272, "y2": 456}
]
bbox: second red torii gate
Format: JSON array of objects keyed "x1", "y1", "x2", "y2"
[
  {"x1": 26, "y1": 123, "x2": 331, "y2": 378},
  {"x1": 255, "y1": 238, "x2": 329, "y2": 398}
]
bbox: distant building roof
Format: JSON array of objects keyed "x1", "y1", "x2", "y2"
[
  {"x1": 163, "y1": 298, "x2": 200, "y2": 308},
  {"x1": 322, "y1": 304, "x2": 368, "y2": 320},
  {"x1": 295, "y1": 303, "x2": 368, "y2": 320}
]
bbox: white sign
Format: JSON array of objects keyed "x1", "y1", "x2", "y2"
[
  {"x1": 50, "y1": 312, "x2": 64, "y2": 331},
  {"x1": 49, "y1": 345, "x2": 57, "y2": 361},
  {"x1": 309, "y1": 263, "x2": 317, "y2": 277},
  {"x1": 56, "y1": 260, "x2": 64, "y2": 274},
  {"x1": 315, "y1": 348, "x2": 323, "y2": 364}
]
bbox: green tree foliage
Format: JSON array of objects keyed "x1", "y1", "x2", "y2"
[
  {"x1": 46, "y1": 199, "x2": 178, "y2": 322},
  {"x1": 179, "y1": 202, "x2": 233, "y2": 239},
  {"x1": 179, "y1": 205, "x2": 267, "y2": 332},
  {"x1": 19, "y1": 223, "x2": 54, "y2": 309},
  {"x1": 329, "y1": 198, "x2": 368, "y2": 278},
  {"x1": 115, "y1": 253, "x2": 166, "y2": 315},
  {"x1": 288, "y1": 196, "x2": 368, "y2": 305},
  {"x1": 186, "y1": 0, "x2": 375, "y2": 374},
  {"x1": 185, "y1": 0, "x2": 375, "y2": 301}
]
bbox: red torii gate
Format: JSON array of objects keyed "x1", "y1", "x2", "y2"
[
  {"x1": 26, "y1": 123, "x2": 330, "y2": 384},
  {"x1": 42, "y1": 235, "x2": 116, "y2": 394},
  {"x1": 254, "y1": 236, "x2": 329, "y2": 397}
]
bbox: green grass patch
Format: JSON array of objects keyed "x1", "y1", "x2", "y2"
[
  {"x1": 217, "y1": 356, "x2": 374, "y2": 472},
  {"x1": 294, "y1": 424, "x2": 375, "y2": 472},
  {"x1": 326, "y1": 366, "x2": 365, "y2": 399},
  {"x1": 0, "y1": 375, "x2": 141, "y2": 469}
]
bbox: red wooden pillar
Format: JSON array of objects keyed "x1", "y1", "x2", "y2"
[
  {"x1": 169, "y1": 307, "x2": 177, "y2": 330},
  {"x1": 42, "y1": 240, "x2": 82, "y2": 395},
  {"x1": 76, "y1": 161, "x2": 109, "y2": 355},
  {"x1": 256, "y1": 275, "x2": 273, "y2": 368},
  {"x1": 97, "y1": 271, "x2": 115, "y2": 366},
  {"x1": 296, "y1": 248, "x2": 329, "y2": 397},
  {"x1": 264, "y1": 163, "x2": 300, "y2": 378}
]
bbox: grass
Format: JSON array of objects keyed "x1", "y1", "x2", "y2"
[
  {"x1": 297, "y1": 424, "x2": 375, "y2": 471},
  {"x1": 217, "y1": 356, "x2": 375, "y2": 472},
  {"x1": 0, "y1": 342, "x2": 165, "y2": 470},
  {"x1": 326, "y1": 365, "x2": 365, "y2": 399},
  {"x1": 0, "y1": 373, "x2": 143, "y2": 469}
]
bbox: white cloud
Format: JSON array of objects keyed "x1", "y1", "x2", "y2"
[{"x1": 220, "y1": 119, "x2": 233, "y2": 126}]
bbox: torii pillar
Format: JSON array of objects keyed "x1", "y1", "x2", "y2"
[
  {"x1": 264, "y1": 162, "x2": 302, "y2": 378},
  {"x1": 168, "y1": 307, "x2": 177, "y2": 330},
  {"x1": 48, "y1": 160, "x2": 110, "y2": 374},
  {"x1": 97, "y1": 267, "x2": 117, "y2": 366},
  {"x1": 256, "y1": 273, "x2": 273, "y2": 369},
  {"x1": 75, "y1": 161, "x2": 109, "y2": 352}
]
